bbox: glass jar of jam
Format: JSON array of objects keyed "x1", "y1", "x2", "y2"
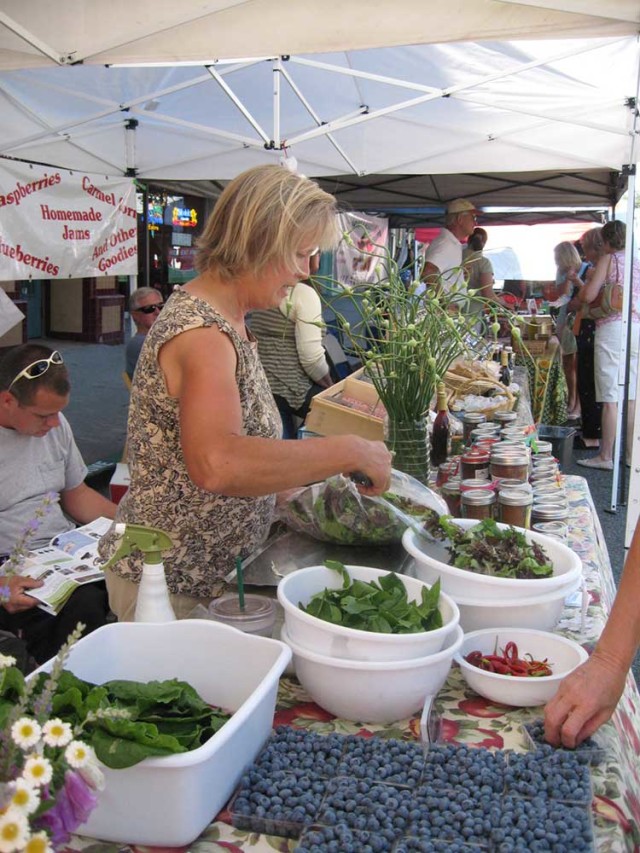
[
  {"x1": 461, "y1": 488, "x2": 496, "y2": 521},
  {"x1": 462, "y1": 412, "x2": 487, "y2": 446},
  {"x1": 531, "y1": 503, "x2": 569, "y2": 525},
  {"x1": 460, "y1": 478, "x2": 493, "y2": 491},
  {"x1": 436, "y1": 458, "x2": 461, "y2": 487},
  {"x1": 460, "y1": 447, "x2": 490, "y2": 481},
  {"x1": 440, "y1": 479, "x2": 462, "y2": 517},
  {"x1": 498, "y1": 488, "x2": 533, "y2": 528},
  {"x1": 489, "y1": 450, "x2": 530, "y2": 483}
]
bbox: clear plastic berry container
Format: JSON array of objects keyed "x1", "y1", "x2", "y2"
[
  {"x1": 487, "y1": 793, "x2": 595, "y2": 850},
  {"x1": 394, "y1": 837, "x2": 487, "y2": 852},
  {"x1": 255, "y1": 725, "x2": 346, "y2": 779},
  {"x1": 296, "y1": 822, "x2": 397, "y2": 852},
  {"x1": 228, "y1": 769, "x2": 328, "y2": 838},
  {"x1": 315, "y1": 776, "x2": 416, "y2": 839},
  {"x1": 420, "y1": 743, "x2": 507, "y2": 796},
  {"x1": 336, "y1": 736, "x2": 425, "y2": 788},
  {"x1": 505, "y1": 749, "x2": 593, "y2": 806},
  {"x1": 523, "y1": 718, "x2": 606, "y2": 766}
]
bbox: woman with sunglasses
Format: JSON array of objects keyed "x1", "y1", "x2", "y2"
[
  {"x1": 125, "y1": 287, "x2": 165, "y2": 380},
  {"x1": 99, "y1": 165, "x2": 392, "y2": 621}
]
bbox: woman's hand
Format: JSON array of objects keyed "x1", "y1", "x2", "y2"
[
  {"x1": 345, "y1": 439, "x2": 393, "y2": 496},
  {"x1": 543, "y1": 651, "x2": 628, "y2": 748}
]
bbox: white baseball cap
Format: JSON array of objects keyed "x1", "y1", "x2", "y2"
[{"x1": 446, "y1": 198, "x2": 480, "y2": 215}]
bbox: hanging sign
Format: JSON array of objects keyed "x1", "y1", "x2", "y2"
[
  {"x1": 0, "y1": 161, "x2": 137, "y2": 280},
  {"x1": 335, "y1": 212, "x2": 389, "y2": 289}
]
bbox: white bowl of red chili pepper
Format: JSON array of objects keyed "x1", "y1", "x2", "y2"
[
  {"x1": 454, "y1": 628, "x2": 589, "y2": 707},
  {"x1": 402, "y1": 519, "x2": 582, "y2": 601}
]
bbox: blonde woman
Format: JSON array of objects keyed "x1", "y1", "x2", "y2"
[
  {"x1": 552, "y1": 241, "x2": 584, "y2": 419},
  {"x1": 99, "y1": 165, "x2": 392, "y2": 619}
]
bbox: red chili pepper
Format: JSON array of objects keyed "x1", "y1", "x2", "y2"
[
  {"x1": 503, "y1": 641, "x2": 519, "y2": 663},
  {"x1": 464, "y1": 644, "x2": 554, "y2": 678}
]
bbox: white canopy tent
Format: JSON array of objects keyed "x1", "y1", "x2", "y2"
[{"x1": 1, "y1": 0, "x2": 640, "y2": 539}]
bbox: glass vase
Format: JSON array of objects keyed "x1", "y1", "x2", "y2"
[{"x1": 386, "y1": 418, "x2": 430, "y2": 484}]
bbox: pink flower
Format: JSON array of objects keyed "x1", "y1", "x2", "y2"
[{"x1": 37, "y1": 770, "x2": 98, "y2": 845}]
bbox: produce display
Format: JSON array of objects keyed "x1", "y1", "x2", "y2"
[
  {"x1": 424, "y1": 516, "x2": 554, "y2": 579},
  {"x1": 279, "y1": 473, "x2": 441, "y2": 544},
  {"x1": 464, "y1": 640, "x2": 554, "y2": 677},
  {"x1": 300, "y1": 560, "x2": 443, "y2": 634},
  {"x1": 25, "y1": 670, "x2": 231, "y2": 768},
  {"x1": 230, "y1": 728, "x2": 594, "y2": 851}
]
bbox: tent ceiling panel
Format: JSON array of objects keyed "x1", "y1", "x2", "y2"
[
  {"x1": 0, "y1": 35, "x2": 637, "y2": 182},
  {"x1": 0, "y1": 0, "x2": 638, "y2": 69}
]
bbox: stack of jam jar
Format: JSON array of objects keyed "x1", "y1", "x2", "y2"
[{"x1": 433, "y1": 409, "x2": 568, "y2": 537}]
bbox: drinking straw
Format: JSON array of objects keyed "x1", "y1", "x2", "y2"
[{"x1": 236, "y1": 556, "x2": 245, "y2": 610}]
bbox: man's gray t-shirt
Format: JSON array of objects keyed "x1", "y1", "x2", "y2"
[
  {"x1": 125, "y1": 332, "x2": 146, "y2": 379},
  {"x1": 0, "y1": 414, "x2": 87, "y2": 553}
]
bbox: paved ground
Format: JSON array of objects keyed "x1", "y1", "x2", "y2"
[{"x1": 34, "y1": 335, "x2": 638, "y2": 682}]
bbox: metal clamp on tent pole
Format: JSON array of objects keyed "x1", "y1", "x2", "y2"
[{"x1": 124, "y1": 117, "x2": 138, "y2": 177}]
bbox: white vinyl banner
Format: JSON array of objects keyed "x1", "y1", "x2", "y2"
[{"x1": 0, "y1": 161, "x2": 137, "y2": 280}]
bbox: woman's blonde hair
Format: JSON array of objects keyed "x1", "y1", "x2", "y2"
[
  {"x1": 581, "y1": 227, "x2": 605, "y2": 258},
  {"x1": 195, "y1": 165, "x2": 339, "y2": 278},
  {"x1": 554, "y1": 241, "x2": 582, "y2": 273}
]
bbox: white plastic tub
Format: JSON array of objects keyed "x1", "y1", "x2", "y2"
[
  {"x1": 31, "y1": 620, "x2": 291, "y2": 847},
  {"x1": 278, "y1": 564, "x2": 459, "y2": 661},
  {"x1": 402, "y1": 519, "x2": 582, "y2": 600}
]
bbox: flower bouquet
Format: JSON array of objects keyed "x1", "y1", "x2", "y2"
[
  {"x1": 319, "y1": 229, "x2": 517, "y2": 481},
  {"x1": 0, "y1": 627, "x2": 104, "y2": 853}
]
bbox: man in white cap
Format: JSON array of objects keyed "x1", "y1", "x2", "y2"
[{"x1": 420, "y1": 198, "x2": 479, "y2": 296}]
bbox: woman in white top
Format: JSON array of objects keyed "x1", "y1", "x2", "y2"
[{"x1": 250, "y1": 251, "x2": 332, "y2": 438}]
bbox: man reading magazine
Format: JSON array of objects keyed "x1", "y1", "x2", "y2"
[{"x1": 0, "y1": 344, "x2": 117, "y2": 665}]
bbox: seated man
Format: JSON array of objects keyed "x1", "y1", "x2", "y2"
[
  {"x1": 126, "y1": 287, "x2": 164, "y2": 379},
  {"x1": 0, "y1": 344, "x2": 118, "y2": 664}
]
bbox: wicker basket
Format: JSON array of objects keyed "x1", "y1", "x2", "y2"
[
  {"x1": 446, "y1": 375, "x2": 516, "y2": 417},
  {"x1": 512, "y1": 336, "x2": 549, "y2": 357}
]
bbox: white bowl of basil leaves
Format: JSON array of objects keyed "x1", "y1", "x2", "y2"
[
  {"x1": 277, "y1": 561, "x2": 459, "y2": 662},
  {"x1": 402, "y1": 518, "x2": 582, "y2": 601}
]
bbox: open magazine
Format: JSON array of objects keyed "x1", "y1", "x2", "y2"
[{"x1": 19, "y1": 517, "x2": 112, "y2": 616}]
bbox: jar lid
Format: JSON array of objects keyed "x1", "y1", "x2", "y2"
[
  {"x1": 493, "y1": 411, "x2": 518, "y2": 424},
  {"x1": 208, "y1": 593, "x2": 276, "y2": 629},
  {"x1": 532, "y1": 521, "x2": 568, "y2": 535},
  {"x1": 531, "y1": 503, "x2": 569, "y2": 520},
  {"x1": 462, "y1": 412, "x2": 487, "y2": 424},
  {"x1": 496, "y1": 478, "x2": 533, "y2": 491},
  {"x1": 462, "y1": 489, "x2": 496, "y2": 505},
  {"x1": 440, "y1": 479, "x2": 462, "y2": 494},
  {"x1": 462, "y1": 447, "x2": 490, "y2": 462},
  {"x1": 498, "y1": 488, "x2": 533, "y2": 506},
  {"x1": 490, "y1": 450, "x2": 530, "y2": 465},
  {"x1": 533, "y1": 441, "x2": 553, "y2": 454},
  {"x1": 460, "y1": 478, "x2": 493, "y2": 491}
]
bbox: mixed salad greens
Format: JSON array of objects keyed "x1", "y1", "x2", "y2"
[
  {"x1": 423, "y1": 516, "x2": 554, "y2": 580},
  {"x1": 280, "y1": 475, "x2": 440, "y2": 545},
  {"x1": 301, "y1": 560, "x2": 443, "y2": 634}
]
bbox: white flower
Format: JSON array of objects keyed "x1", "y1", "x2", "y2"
[
  {"x1": 41, "y1": 718, "x2": 72, "y2": 748},
  {"x1": 22, "y1": 756, "x2": 53, "y2": 788},
  {"x1": 7, "y1": 778, "x2": 40, "y2": 815},
  {"x1": 0, "y1": 653, "x2": 16, "y2": 669},
  {"x1": 10, "y1": 718, "x2": 41, "y2": 750},
  {"x1": 23, "y1": 832, "x2": 54, "y2": 853},
  {"x1": 65, "y1": 740, "x2": 93, "y2": 769},
  {"x1": 0, "y1": 806, "x2": 29, "y2": 853}
]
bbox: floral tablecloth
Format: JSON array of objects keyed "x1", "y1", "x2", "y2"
[{"x1": 65, "y1": 476, "x2": 640, "y2": 853}]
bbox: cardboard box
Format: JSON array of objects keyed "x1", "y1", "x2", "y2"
[
  {"x1": 109, "y1": 462, "x2": 130, "y2": 504},
  {"x1": 305, "y1": 369, "x2": 385, "y2": 441}
]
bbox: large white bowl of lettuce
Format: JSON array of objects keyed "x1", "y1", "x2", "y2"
[{"x1": 402, "y1": 517, "x2": 582, "y2": 601}]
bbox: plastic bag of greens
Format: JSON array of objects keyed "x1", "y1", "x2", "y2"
[{"x1": 277, "y1": 470, "x2": 446, "y2": 545}]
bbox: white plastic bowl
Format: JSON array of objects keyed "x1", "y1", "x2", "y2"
[
  {"x1": 402, "y1": 519, "x2": 582, "y2": 601},
  {"x1": 454, "y1": 579, "x2": 581, "y2": 633},
  {"x1": 455, "y1": 628, "x2": 589, "y2": 707},
  {"x1": 282, "y1": 624, "x2": 463, "y2": 723},
  {"x1": 277, "y1": 564, "x2": 460, "y2": 661}
]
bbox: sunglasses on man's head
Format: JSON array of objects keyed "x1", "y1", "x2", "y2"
[
  {"x1": 135, "y1": 303, "x2": 164, "y2": 315},
  {"x1": 7, "y1": 351, "x2": 64, "y2": 392}
]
